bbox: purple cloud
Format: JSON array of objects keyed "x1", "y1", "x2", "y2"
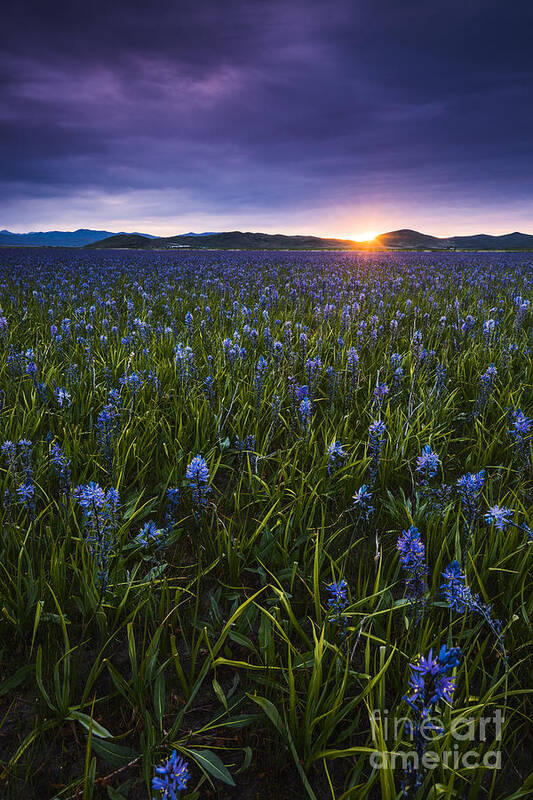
[{"x1": 1, "y1": 0, "x2": 532, "y2": 235}]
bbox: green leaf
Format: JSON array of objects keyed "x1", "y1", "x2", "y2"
[
  {"x1": 0, "y1": 664, "x2": 33, "y2": 697},
  {"x1": 143, "y1": 563, "x2": 168, "y2": 582},
  {"x1": 186, "y1": 748, "x2": 236, "y2": 787},
  {"x1": 30, "y1": 599, "x2": 44, "y2": 655},
  {"x1": 236, "y1": 746, "x2": 253, "y2": 774},
  {"x1": 35, "y1": 645, "x2": 54, "y2": 711},
  {"x1": 68, "y1": 710, "x2": 113, "y2": 739},
  {"x1": 153, "y1": 670, "x2": 166, "y2": 729},
  {"x1": 249, "y1": 695, "x2": 283, "y2": 733},
  {"x1": 212, "y1": 677, "x2": 228, "y2": 711},
  {"x1": 90, "y1": 738, "x2": 138, "y2": 767}
]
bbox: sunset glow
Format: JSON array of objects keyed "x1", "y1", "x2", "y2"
[{"x1": 354, "y1": 231, "x2": 378, "y2": 242}]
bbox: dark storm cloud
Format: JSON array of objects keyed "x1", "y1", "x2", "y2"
[{"x1": 1, "y1": 0, "x2": 532, "y2": 233}]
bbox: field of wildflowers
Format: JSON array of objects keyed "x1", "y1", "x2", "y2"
[{"x1": 0, "y1": 247, "x2": 531, "y2": 799}]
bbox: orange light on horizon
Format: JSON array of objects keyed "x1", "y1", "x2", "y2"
[{"x1": 353, "y1": 230, "x2": 378, "y2": 242}]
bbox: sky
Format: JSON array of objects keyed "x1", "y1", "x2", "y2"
[{"x1": 1, "y1": 0, "x2": 532, "y2": 239}]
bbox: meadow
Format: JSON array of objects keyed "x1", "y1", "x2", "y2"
[{"x1": 0, "y1": 247, "x2": 531, "y2": 799}]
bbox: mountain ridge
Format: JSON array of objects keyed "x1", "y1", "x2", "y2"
[
  {"x1": 0, "y1": 228, "x2": 157, "y2": 246},
  {"x1": 85, "y1": 229, "x2": 533, "y2": 251},
  {"x1": 2, "y1": 227, "x2": 533, "y2": 250}
]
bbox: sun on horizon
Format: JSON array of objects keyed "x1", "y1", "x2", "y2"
[{"x1": 352, "y1": 230, "x2": 379, "y2": 242}]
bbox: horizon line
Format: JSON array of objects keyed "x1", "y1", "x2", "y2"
[{"x1": 3, "y1": 225, "x2": 533, "y2": 240}]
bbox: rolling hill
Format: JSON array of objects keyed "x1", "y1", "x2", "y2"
[
  {"x1": 85, "y1": 229, "x2": 533, "y2": 251},
  {"x1": 3, "y1": 227, "x2": 533, "y2": 251},
  {"x1": 0, "y1": 228, "x2": 156, "y2": 246},
  {"x1": 375, "y1": 229, "x2": 533, "y2": 249},
  {"x1": 85, "y1": 231, "x2": 366, "y2": 250}
]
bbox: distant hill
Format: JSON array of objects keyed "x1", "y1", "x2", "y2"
[
  {"x1": 84, "y1": 233, "x2": 154, "y2": 249},
  {"x1": 0, "y1": 228, "x2": 157, "y2": 246},
  {"x1": 375, "y1": 229, "x2": 442, "y2": 248},
  {"x1": 166, "y1": 231, "x2": 367, "y2": 249},
  {"x1": 87, "y1": 230, "x2": 375, "y2": 250},
  {"x1": 375, "y1": 229, "x2": 533, "y2": 250},
  {"x1": 448, "y1": 232, "x2": 533, "y2": 249},
  {"x1": 4, "y1": 227, "x2": 533, "y2": 251},
  {"x1": 86, "y1": 228, "x2": 533, "y2": 251}
]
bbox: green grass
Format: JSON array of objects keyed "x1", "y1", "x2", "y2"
[{"x1": 0, "y1": 249, "x2": 531, "y2": 799}]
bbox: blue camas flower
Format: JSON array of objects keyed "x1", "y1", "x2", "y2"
[
  {"x1": 73, "y1": 482, "x2": 120, "y2": 591},
  {"x1": 484, "y1": 505, "x2": 513, "y2": 531},
  {"x1": 474, "y1": 363, "x2": 497, "y2": 417},
  {"x1": 415, "y1": 445, "x2": 448, "y2": 515},
  {"x1": 484, "y1": 504, "x2": 532, "y2": 541},
  {"x1": 483, "y1": 318, "x2": 497, "y2": 343},
  {"x1": 435, "y1": 362, "x2": 447, "y2": 397},
  {"x1": 352, "y1": 484, "x2": 374, "y2": 522},
  {"x1": 396, "y1": 526, "x2": 428, "y2": 609},
  {"x1": 441, "y1": 561, "x2": 506, "y2": 659},
  {"x1": 326, "y1": 441, "x2": 346, "y2": 475},
  {"x1": 271, "y1": 394, "x2": 281, "y2": 427},
  {"x1": 405, "y1": 646, "x2": 460, "y2": 713},
  {"x1": 152, "y1": 751, "x2": 190, "y2": 799},
  {"x1": 54, "y1": 386, "x2": 72, "y2": 409},
  {"x1": 2, "y1": 439, "x2": 35, "y2": 516},
  {"x1": 416, "y1": 444, "x2": 440, "y2": 482},
  {"x1": 135, "y1": 520, "x2": 167, "y2": 554},
  {"x1": 186, "y1": 454, "x2": 210, "y2": 509},
  {"x1": 508, "y1": 408, "x2": 531, "y2": 470},
  {"x1": 235, "y1": 435, "x2": 257, "y2": 472},
  {"x1": 326, "y1": 579, "x2": 349, "y2": 642},
  {"x1": 95, "y1": 398, "x2": 121, "y2": 474},
  {"x1": 368, "y1": 420, "x2": 386, "y2": 486},
  {"x1": 202, "y1": 374, "x2": 216, "y2": 405},
  {"x1": 273, "y1": 340, "x2": 283, "y2": 362},
  {"x1": 305, "y1": 356, "x2": 322, "y2": 398},
  {"x1": 75, "y1": 482, "x2": 107, "y2": 509},
  {"x1": 373, "y1": 381, "x2": 389, "y2": 411},
  {"x1": 457, "y1": 469, "x2": 485, "y2": 547},
  {"x1": 326, "y1": 366, "x2": 337, "y2": 404},
  {"x1": 16, "y1": 481, "x2": 35, "y2": 509},
  {"x1": 18, "y1": 438, "x2": 33, "y2": 482},
  {"x1": 165, "y1": 487, "x2": 180, "y2": 529},
  {"x1": 119, "y1": 370, "x2": 145, "y2": 409},
  {"x1": 327, "y1": 579, "x2": 349, "y2": 609},
  {"x1": 253, "y1": 356, "x2": 268, "y2": 407},
  {"x1": 50, "y1": 440, "x2": 71, "y2": 499},
  {"x1": 401, "y1": 645, "x2": 461, "y2": 797},
  {"x1": 2, "y1": 440, "x2": 17, "y2": 474},
  {"x1": 299, "y1": 396, "x2": 312, "y2": 433}
]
